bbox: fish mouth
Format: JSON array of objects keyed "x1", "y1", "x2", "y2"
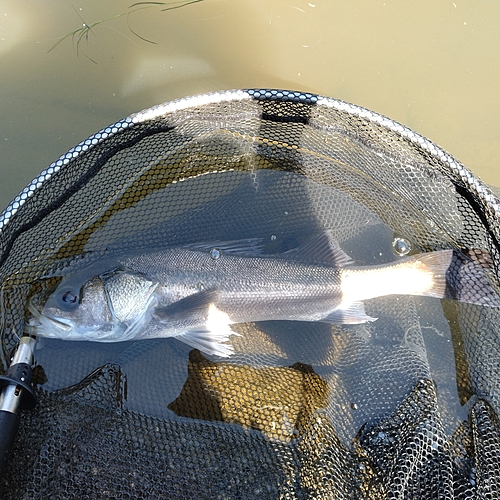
[
  {"x1": 26, "y1": 299, "x2": 124, "y2": 342},
  {"x1": 26, "y1": 301, "x2": 75, "y2": 338}
]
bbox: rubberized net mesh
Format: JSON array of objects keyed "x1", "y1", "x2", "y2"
[{"x1": 1, "y1": 89, "x2": 500, "y2": 498}]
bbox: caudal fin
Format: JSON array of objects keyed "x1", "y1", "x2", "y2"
[
  {"x1": 416, "y1": 248, "x2": 499, "y2": 307},
  {"x1": 444, "y1": 249, "x2": 499, "y2": 306}
]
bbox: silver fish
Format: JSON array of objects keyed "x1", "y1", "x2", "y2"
[{"x1": 29, "y1": 231, "x2": 499, "y2": 357}]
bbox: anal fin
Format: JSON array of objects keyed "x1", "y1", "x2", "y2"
[{"x1": 321, "y1": 301, "x2": 377, "y2": 325}]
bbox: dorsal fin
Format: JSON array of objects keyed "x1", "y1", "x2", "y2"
[
  {"x1": 283, "y1": 231, "x2": 354, "y2": 267},
  {"x1": 184, "y1": 238, "x2": 264, "y2": 257}
]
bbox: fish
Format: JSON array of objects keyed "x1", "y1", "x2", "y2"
[{"x1": 28, "y1": 231, "x2": 499, "y2": 357}]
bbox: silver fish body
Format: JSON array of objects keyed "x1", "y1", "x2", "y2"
[{"x1": 30, "y1": 232, "x2": 499, "y2": 356}]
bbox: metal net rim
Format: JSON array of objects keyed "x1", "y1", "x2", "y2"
[{"x1": 1, "y1": 88, "x2": 498, "y2": 232}]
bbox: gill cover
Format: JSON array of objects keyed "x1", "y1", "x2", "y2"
[{"x1": 103, "y1": 270, "x2": 158, "y2": 323}]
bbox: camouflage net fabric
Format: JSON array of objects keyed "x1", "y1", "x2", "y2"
[{"x1": 1, "y1": 89, "x2": 500, "y2": 499}]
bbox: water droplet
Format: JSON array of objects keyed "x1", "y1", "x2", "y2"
[
  {"x1": 210, "y1": 248, "x2": 221, "y2": 260},
  {"x1": 392, "y1": 237, "x2": 411, "y2": 256},
  {"x1": 270, "y1": 234, "x2": 277, "y2": 241}
]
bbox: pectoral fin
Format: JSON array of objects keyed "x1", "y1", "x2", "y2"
[
  {"x1": 156, "y1": 289, "x2": 220, "y2": 320},
  {"x1": 155, "y1": 289, "x2": 238, "y2": 357},
  {"x1": 176, "y1": 324, "x2": 237, "y2": 357}
]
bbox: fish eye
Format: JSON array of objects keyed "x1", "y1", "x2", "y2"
[
  {"x1": 56, "y1": 288, "x2": 80, "y2": 310},
  {"x1": 62, "y1": 291, "x2": 78, "y2": 304}
]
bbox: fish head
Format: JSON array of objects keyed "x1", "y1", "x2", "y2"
[{"x1": 30, "y1": 270, "x2": 158, "y2": 342}]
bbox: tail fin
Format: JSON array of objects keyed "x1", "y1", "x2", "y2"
[
  {"x1": 416, "y1": 248, "x2": 499, "y2": 307},
  {"x1": 444, "y1": 249, "x2": 499, "y2": 306}
]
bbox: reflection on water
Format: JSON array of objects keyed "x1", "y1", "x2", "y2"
[{"x1": 1, "y1": 0, "x2": 500, "y2": 215}]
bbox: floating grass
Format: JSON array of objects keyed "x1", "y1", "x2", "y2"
[{"x1": 48, "y1": 1, "x2": 203, "y2": 63}]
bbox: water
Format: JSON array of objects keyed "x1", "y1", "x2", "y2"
[
  {"x1": 392, "y1": 237, "x2": 412, "y2": 257},
  {"x1": 27, "y1": 166, "x2": 468, "y2": 443},
  {"x1": 1, "y1": 0, "x2": 497, "y2": 459},
  {"x1": 1, "y1": 0, "x2": 500, "y2": 217}
]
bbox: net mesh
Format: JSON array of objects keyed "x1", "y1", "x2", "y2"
[{"x1": 1, "y1": 89, "x2": 500, "y2": 498}]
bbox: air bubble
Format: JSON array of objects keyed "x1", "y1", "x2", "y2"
[
  {"x1": 392, "y1": 237, "x2": 411, "y2": 256},
  {"x1": 210, "y1": 248, "x2": 221, "y2": 260}
]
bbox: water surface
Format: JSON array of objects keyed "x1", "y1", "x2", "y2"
[{"x1": 1, "y1": 0, "x2": 500, "y2": 214}]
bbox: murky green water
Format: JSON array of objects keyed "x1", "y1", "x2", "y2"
[{"x1": 1, "y1": 0, "x2": 500, "y2": 215}]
